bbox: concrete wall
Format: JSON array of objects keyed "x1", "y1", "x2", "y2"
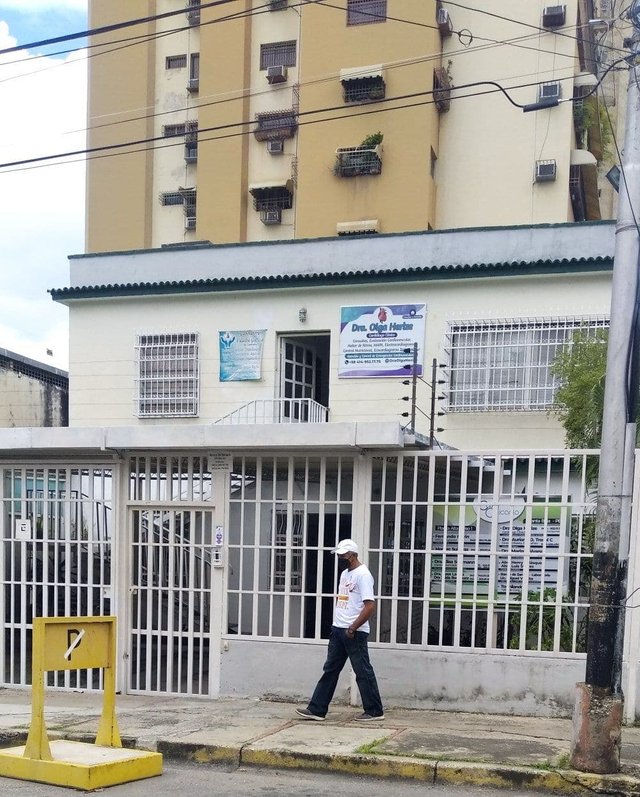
[
  {"x1": 65, "y1": 263, "x2": 611, "y2": 449},
  {"x1": 0, "y1": 369, "x2": 67, "y2": 427},
  {"x1": 436, "y1": 0, "x2": 582, "y2": 229},
  {"x1": 220, "y1": 638, "x2": 584, "y2": 717}
]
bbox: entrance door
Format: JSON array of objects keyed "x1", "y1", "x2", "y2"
[
  {"x1": 128, "y1": 507, "x2": 215, "y2": 696},
  {"x1": 279, "y1": 335, "x2": 330, "y2": 420}
]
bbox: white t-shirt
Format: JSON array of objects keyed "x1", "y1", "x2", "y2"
[{"x1": 334, "y1": 563, "x2": 375, "y2": 633}]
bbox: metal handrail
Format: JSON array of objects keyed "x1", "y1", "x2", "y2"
[{"x1": 214, "y1": 398, "x2": 328, "y2": 425}]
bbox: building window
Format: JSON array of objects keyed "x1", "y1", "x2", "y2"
[
  {"x1": 342, "y1": 75, "x2": 385, "y2": 103},
  {"x1": 250, "y1": 185, "x2": 293, "y2": 212},
  {"x1": 187, "y1": 53, "x2": 200, "y2": 92},
  {"x1": 347, "y1": 0, "x2": 387, "y2": 25},
  {"x1": 160, "y1": 192, "x2": 184, "y2": 206},
  {"x1": 185, "y1": 122, "x2": 198, "y2": 163},
  {"x1": 186, "y1": 0, "x2": 200, "y2": 25},
  {"x1": 433, "y1": 67, "x2": 451, "y2": 112},
  {"x1": 334, "y1": 145, "x2": 382, "y2": 177},
  {"x1": 253, "y1": 109, "x2": 297, "y2": 141},
  {"x1": 163, "y1": 123, "x2": 187, "y2": 137},
  {"x1": 166, "y1": 54, "x2": 187, "y2": 69},
  {"x1": 260, "y1": 40, "x2": 297, "y2": 70},
  {"x1": 135, "y1": 333, "x2": 199, "y2": 417},
  {"x1": 445, "y1": 317, "x2": 609, "y2": 411}
]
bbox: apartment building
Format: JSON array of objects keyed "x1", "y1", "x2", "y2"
[{"x1": 85, "y1": 1, "x2": 619, "y2": 251}]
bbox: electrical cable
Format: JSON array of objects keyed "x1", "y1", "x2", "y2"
[
  {"x1": 0, "y1": 74, "x2": 593, "y2": 173},
  {"x1": 0, "y1": 0, "x2": 242, "y2": 57},
  {"x1": 441, "y1": 0, "x2": 630, "y2": 59}
]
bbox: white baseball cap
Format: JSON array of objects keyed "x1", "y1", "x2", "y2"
[{"x1": 331, "y1": 538, "x2": 359, "y2": 556}]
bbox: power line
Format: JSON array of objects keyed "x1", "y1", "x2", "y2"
[
  {"x1": 442, "y1": 0, "x2": 629, "y2": 58},
  {"x1": 0, "y1": 0, "x2": 241, "y2": 57},
  {"x1": 1, "y1": 68, "x2": 627, "y2": 174}
]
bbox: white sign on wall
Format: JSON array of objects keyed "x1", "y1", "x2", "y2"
[{"x1": 338, "y1": 304, "x2": 426, "y2": 378}]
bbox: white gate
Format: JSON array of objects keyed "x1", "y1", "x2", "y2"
[
  {"x1": 0, "y1": 464, "x2": 113, "y2": 689},
  {"x1": 126, "y1": 454, "x2": 219, "y2": 696},
  {"x1": 128, "y1": 507, "x2": 215, "y2": 695}
]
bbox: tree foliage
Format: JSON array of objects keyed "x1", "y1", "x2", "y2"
[{"x1": 551, "y1": 330, "x2": 608, "y2": 450}]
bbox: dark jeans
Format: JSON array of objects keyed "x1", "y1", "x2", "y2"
[{"x1": 307, "y1": 625, "x2": 384, "y2": 718}]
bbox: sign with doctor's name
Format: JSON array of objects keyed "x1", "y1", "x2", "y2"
[
  {"x1": 339, "y1": 304, "x2": 426, "y2": 378},
  {"x1": 430, "y1": 497, "x2": 566, "y2": 597}
]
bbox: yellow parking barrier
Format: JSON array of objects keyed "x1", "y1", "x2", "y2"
[{"x1": 0, "y1": 616, "x2": 163, "y2": 791}]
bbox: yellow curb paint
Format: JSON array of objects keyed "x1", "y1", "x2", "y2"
[
  {"x1": 0, "y1": 617, "x2": 162, "y2": 791},
  {"x1": 241, "y1": 749, "x2": 435, "y2": 782}
]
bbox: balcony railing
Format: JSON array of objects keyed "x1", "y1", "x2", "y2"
[{"x1": 214, "y1": 398, "x2": 329, "y2": 425}]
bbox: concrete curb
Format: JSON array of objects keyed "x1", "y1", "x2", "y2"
[{"x1": 154, "y1": 739, "x2": 640, "y2": 796}]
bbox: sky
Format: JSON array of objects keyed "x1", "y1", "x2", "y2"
[{"x1": 0, "y1": 0, "x2": 88, "y2": 371}]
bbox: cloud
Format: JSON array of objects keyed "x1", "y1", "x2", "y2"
[
  {"x1": 0, "y1": 20, "x2": 86, "y2": 369},
  {"x1": 0, "y1": 1, "x2": 87, "y2": 11}
]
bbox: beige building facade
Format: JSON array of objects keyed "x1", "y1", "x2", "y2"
[{"x1": 85, "y1": 1, "x2": 619, "y2": 251}]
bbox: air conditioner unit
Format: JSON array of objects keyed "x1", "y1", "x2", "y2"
[
  {"x1": 535, "y1": 160, "x2": 557, "y2": 182},
  {"x1": 542, "y1": 5, "x2": 566, "y2": 27},
  {"x1": 266, "y1": 65, "x2": 288, "y2": 85},
  {"x1": 539, "y1": 81, "x2": 561, "y2": 101},
  {"x1": 267, "y1": 140, "x2": 284, "y2": 155},
  {"x1": 269, "y1": 0, "x2": 288, "y2": 9},
  {"x1": 261, "y1": 209, "x2": 282, "y2": 225},
  {"x1": 187, "y1": 78, "x2": 199, "y2": 93},
  {"x1": 185, "y1": 216, "x2": 196, "y2": 230},
  {"x1": 437, "y1": 7, "x2": 453, "y2": 37}
]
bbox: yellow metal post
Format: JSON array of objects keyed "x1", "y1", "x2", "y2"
[
  {"x1": 23, "y1": 619, "x2": 52, "y2": 761},
  {"x1": 0, "y1": 616, "x2": 162, "y2": 791}
]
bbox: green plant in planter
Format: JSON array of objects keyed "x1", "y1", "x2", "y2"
[{"x1": 360, "y1": 131, "x2": 383, "y2": 148}]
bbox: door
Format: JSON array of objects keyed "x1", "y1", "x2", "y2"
[
  {"x1": 128, "y1": 506, "x2": 215, "y2": 696},
  {"x1": 279, "y1": 335, "x2": 330, "y2": 420}
]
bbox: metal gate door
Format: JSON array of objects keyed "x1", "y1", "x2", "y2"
[
  {"x1": 1, "y1": 465, "x2": 113, "y2": 689},
  {"x1": 129, "y1": 507, "x2": 215, "y2": 695}
]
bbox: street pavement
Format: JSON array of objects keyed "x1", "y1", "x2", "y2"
[{"x1": 0, "y1": 689, "x2": 640, "y2": 795}]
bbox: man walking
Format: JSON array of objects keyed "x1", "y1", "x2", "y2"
[{"x1": 296, "y1": 538, "x2": 384, "y2": 722}]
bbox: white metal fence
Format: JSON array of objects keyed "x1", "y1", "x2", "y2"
[
  {"x1": 0, "y1": 465, "x2": 113, "y2": 688},
  {"x1": 367, "y1": 452, "x2": 596, "y2": 654},
  {"x1": 226, "y1": 451, "x2": 597, "y2": 656},
  {"x1": 0, "y1": 450, "x2": 600, "y2": 698}
]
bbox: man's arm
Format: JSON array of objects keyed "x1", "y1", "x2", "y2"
[{"x1": 346, "y1": 600, "x2": 376, "y2": 637}]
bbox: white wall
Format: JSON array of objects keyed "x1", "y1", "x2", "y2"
[
  {"x1": 436, "y1": 0, "x2": 581, "y2": 229},
  {"x1": 66, "y1": 266, "x2": 610, "y2": 449},
  {"x1": 220, "y1": 638, "x2": 584, "y2": 716}
]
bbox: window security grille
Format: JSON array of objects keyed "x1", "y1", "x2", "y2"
[
  {"x1": 163, "y1": 124, "x2": 187, "y2": 138},
  {"x1": 166, "y1": 54, "x2": 187, "y2": 69},
  {"x1": 260, "y1": 40, "x2": 297, "y2": 70},
  {"x1": 445, "y1": 317, "x2": 609, "y2": 411},
  {"x1": 254, "y1": 110, "x2": 297, "y2": 141},
  {"x1": 347, "y1": 0, "x2": 387, "y2": 25},
  {"x1": 433, "y1": 67, "x2": 451, "y2": 112},
  {"x1": 160, "y1": 192, "x2": 184, "y2": 206},
  {"x1": 188, "y1": 53, "x2": 200, "y2": 92},
  {"x1": 135, "y1": 333, "x2": 199, "y2": 417},
  {"x1": 186, "y1": 0, "x2": 201, "y2": 25},
  {"x1": 335, "y1": 146, "x2": 382, "y2": 177},
  {"x1": 343, "y1": 76, "x2": 385, "y2": 103},
  {"x1": 251, "y1": 187, "x2": 293, "y2": 212}
]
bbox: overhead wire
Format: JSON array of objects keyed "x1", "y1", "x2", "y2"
[
  {"x1": 0, "y1": 60, "x2": 628, "y2": 175},
  {"x1": 0, "y1": 0, "x2": 615, "y2": 144},
  {"x1": 0, "y1": 2, "x2": 629, "y2": 172}
]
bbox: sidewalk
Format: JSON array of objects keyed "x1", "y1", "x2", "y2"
[{"x1": 1, "y1": 689, "x2": 640, "y2": 794}]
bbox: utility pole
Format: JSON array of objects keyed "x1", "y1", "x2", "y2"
[{"x1": 570, "y1": 27, "x2": 640, "y2": 773}]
